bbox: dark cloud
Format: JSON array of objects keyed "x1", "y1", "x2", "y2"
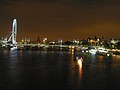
[
  {"x1": 1, "y1": 0, "x2": 120, "y2": 8},
  {"x1": 1, "y1": 0, "x2": 120, "y2": 4}
]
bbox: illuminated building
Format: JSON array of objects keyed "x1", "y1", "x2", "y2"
[
  {"x1": 87, "y1": 36, "x2": 100, "y2": 46},
  {"x1": 43, "y1": 38, "x2": 47, "y2": 45}
]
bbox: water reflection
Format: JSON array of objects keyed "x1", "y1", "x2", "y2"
[
  {"x1": 71, "y1": 48, "x2": 74, "y2": 56},
  {"x1": 1, "y1": 50, "x2": 120, "y2": 90},
  {"x1": 77, "y1": 59, "x2": 82, "y2": 78},
  {"x1": 112, "y1": 54, "x2": 120, "y2": 60},
  {"x1": 69, "y1": 48, "x2": 76, "y2": 78},
  {"x1": 70, "y1": 48, "x2": 83, "y2": 79}
]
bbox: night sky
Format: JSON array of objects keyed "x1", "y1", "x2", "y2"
[{"x1": 0, "y1": 0, "x2": 120, "y2": 41}]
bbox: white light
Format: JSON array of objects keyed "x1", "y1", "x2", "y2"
[
  {"x1": 90, "y1": 49, "x2": 97, "y2": 54},
  {"x1": 97, "y1": 39, "x2": 100, "y2": 41},
  {"x1": 72, "y1": 46, "x2": 74, "y2": 49},
  {"x1": 107, "y1": 53, "x2": 110, "y2": 56}
]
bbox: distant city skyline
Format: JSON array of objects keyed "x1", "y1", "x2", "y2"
[{"x1": 0, "y1": 0, "x2": 120, "y2": 41}]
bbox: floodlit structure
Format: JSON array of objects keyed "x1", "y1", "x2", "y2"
[{"x1": 8, "y1": 19, "x2": 17, "y2": 45}]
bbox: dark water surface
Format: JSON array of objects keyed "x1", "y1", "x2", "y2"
[{"x1": 0, "y1": 50, "x2": 120, "y2": 90}]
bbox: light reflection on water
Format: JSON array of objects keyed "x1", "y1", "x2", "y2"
[
  {"x1": 0, "y1": 50, "x2": 120, "y2": 90},
  {"x1": 77, "y1": 59, "x2": 82, "y2": 78},
  {"x1": 112, "y1": 54, "x2": 120, "y2": 60}
]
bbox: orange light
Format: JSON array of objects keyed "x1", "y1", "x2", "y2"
[{"x1": 77, "y1": 59, "x2": 83, "y2": 78}]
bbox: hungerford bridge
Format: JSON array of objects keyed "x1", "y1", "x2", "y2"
[{"x1": 0, "y1": 19, "x2": 84, "y2": 50}]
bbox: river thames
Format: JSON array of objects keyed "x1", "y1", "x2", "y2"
[{"x1": 0, "y1": 49, "x2": 120, "y2": 90}]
